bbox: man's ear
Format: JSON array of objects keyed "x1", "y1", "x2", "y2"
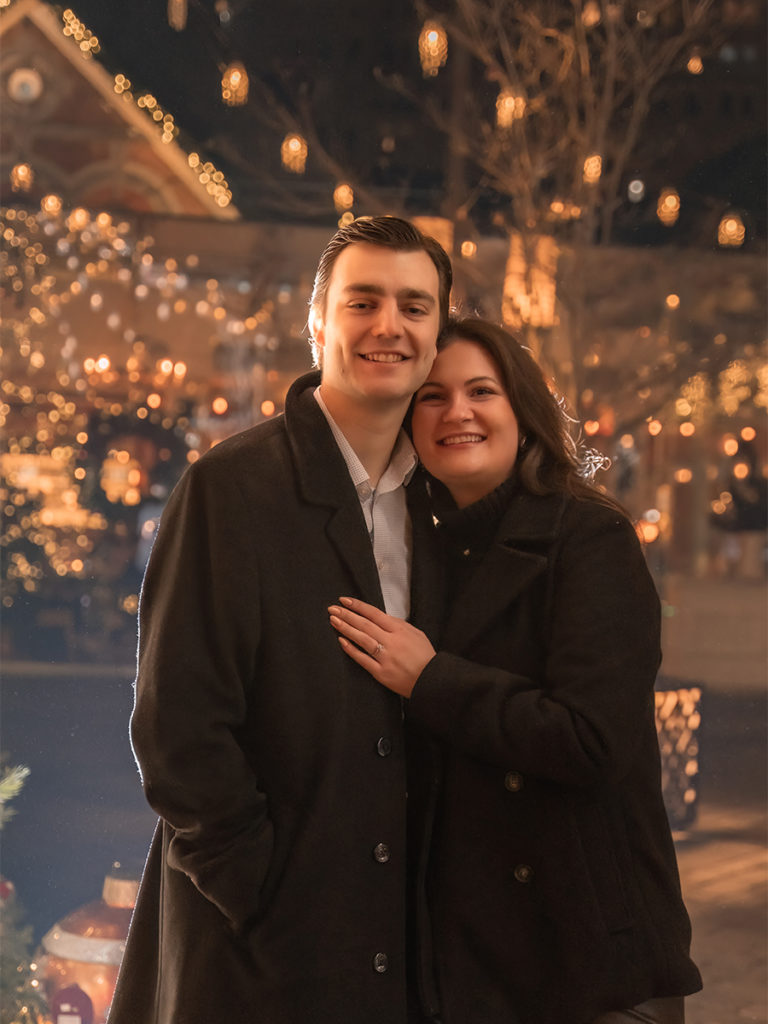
[{"x1": 308, "y1": 306, "x2": 325, "y2": 349}]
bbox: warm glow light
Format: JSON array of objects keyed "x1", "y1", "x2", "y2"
[
  {"x1": 174, "y1": 361, "x2": 187, "y2": 378},
  {"x1": 419, "y1": 21, "x2": 448, "y2": 77},
  {"x1": 333, "y1": 183, "x2": 354, "y2": 211},
  {"x1": 261, "y1": 399, "x2": 276, "y2": 417},
  {"x1": 159, "y1": 359, "x2": 174, "y2": 375},
  {"x1": 687, "y1": 54, "x2": 704, "y2": 74},
  {"x1": 496, "y1": 89, "x2": 526, "y2": 127},
  {"x1": 665, "y1": 293, "x2": 680, "y2": 309},
  {"x1": 723, "y1": 436, "x2": 739, "y2": 456},
  {"x1": 657, "y1": 188, "x2": 680, "y2": 226},
  {"x1": 733, "y1": 462, "x2": 749, "y2": 480},
  {"x1": 222, "y1": 61, "x2": 249, "y2": 106},
  {"x1": 582, "y1": 1, "x2": 601, "y2": 27},
  {"x1": 96, "y1": 355, "x2": 110, "y2": 372},
  {"x1": 679, "y1": 422, "x2": 695, "y2": 437},
  {"x1": 718, "y1": 212, "x2": 746, "y2": 248},
  {"x1": 584, "y1": 420, "x2": 600, "y2": 436},
  {"x1": 674, "y1": 469, "x2": 693, "y2": 483},
  {"x1": 648, "y1": 420, "x2": 662, "y2": 436},
  {"x1": 10, "y1": 162, "x2": 34, "y2": 192},
  {"x1": 460, "y1": 240, "x2": 477, "y2": 259},
  {"x1": 281, "y1": 133, "x2": 308, "y2": 174},
  {"x1": 41, "y1": 193, "x2": 63, "y2": 216},
  {"x1": 583, "y1": 154, "x2": 602, "y2": 185},
  {"x1": 147, "y1": 393, "x2": 162, "y2": 409},
  {"x1": 639, "y1": 521, "x2": 660, "y2": 544},
  {"x1": 741, "y1": 427, "x2": 756, "y2": 442},
  {"x1": 212, "y1": 396, "x2": 229, "y2": 415}
]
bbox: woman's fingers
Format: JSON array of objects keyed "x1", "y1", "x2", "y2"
[
  {"x1": 337, "y1": 596, "x2": 395, "y2": 630},
  {"x1": 328, "y1": 604, "x2": 387, "y2": 639},
  {"x1": 329, "y1": 614, "x2": 382, "y2": 656}
]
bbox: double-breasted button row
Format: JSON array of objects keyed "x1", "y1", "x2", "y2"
[
  {"x1": 504, "y1": 770, "x2": 523, "y2": 792},
  {"x1": 373, "y1": 952, "x2": 388, "y2": 973},
  {"x1": 373, "y1": 842, "x2": 390, "y2": 863},
  {"x1": 376, "y1": 736, "x2": 392, "y2": 757}
]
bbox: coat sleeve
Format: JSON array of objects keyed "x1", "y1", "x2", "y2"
[
  {"x1": 408, "y1": 504, "x2": 662, "y2": 787},
  {"x1": 130, "y1": 455, "x2": 273, "y2": 934}
]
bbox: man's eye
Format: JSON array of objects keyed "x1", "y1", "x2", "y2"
[{"x1": 404, "y1": 305, "x2": 427, "y2": 316}]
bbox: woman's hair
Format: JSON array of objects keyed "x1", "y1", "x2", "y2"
[{"x1": 436, "y1": 317, "x2": 625, "y2": 513}]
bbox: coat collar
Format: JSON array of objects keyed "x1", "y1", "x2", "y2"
[
  {"x1": 284, "y1": 371, "x2": 383, "y2": 604},
  {"x1": 440, "y1": 489, "x2": 568, "y2": 653}
]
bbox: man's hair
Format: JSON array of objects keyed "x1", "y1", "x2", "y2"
[{"x1": 309, "y1": 216, "x2": 452, "y2": 340}]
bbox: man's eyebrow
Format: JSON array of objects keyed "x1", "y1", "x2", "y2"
[{"x1": 342, "y1": 283, "x2": 435, "y2": 305}]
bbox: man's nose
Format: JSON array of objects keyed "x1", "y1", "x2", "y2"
[{"x1": 371, "y1": 300, "x2": 403, "y2": 337}]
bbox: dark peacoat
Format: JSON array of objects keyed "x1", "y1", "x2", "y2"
[
  {"x1": 406, "y1": 488, "x2": 702, "y2": 1024},
  {"x1": 108, "y1": 371, "x2": 441, "y2": 1024}
]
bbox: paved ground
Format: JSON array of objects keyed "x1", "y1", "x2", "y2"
[{"x1": 2, "y1": 571, "x2": 766, "y2": 1020}]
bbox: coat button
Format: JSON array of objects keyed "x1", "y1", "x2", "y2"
[
  {"x1": 376, "y1": 736, "x2": 392, "y2": 757},
  {"x1": 514, "y1": 863, "x2": 533, "y2": 884},
  {"x1": 373, "y1": 952, "x2": 389, "y2": 973},
  {"x1": 504, "y1": 771, "x2": 523, "y2": 792},
  {"x1": 373, "y1": 842, "x2": 390, "y2": 863}
]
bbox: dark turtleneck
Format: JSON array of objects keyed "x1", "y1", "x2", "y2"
[{"x1": 430, "y1": 474, "x2": 521, "y2": 599}]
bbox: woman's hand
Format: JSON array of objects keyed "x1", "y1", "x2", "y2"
[{"x1": 328, "y1": 596, "x2": 436, "y2": 699}]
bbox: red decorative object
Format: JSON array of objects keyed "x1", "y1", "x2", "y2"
[{"x1": 39, "y1": 866, "x2": 139, "y2": 1024}]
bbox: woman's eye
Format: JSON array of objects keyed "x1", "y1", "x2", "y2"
[
  {"x1": 416, "y1": 390, "x2": 443, "y2": 402},
  {"x1": 472, "y1": 386, "x2": 496, "y2": 397}
]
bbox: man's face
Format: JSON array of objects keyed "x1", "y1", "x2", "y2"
[{"x1": 312, "y1": 243, "x2": 441, "y2": 410}]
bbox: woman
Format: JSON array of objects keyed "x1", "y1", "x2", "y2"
[{"x1": 328, "y1": 319, "x2": 701, "y2": 1024}]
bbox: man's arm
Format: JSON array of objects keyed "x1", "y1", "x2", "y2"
[{"x1": 131, "y1": 456, "x2": 273, "y2": 934}]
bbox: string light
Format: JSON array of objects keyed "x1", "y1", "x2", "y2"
[
  {"x1": 496, "y1": 89, "x2": 526, "y2": 127},
  {"x1": 333, "y1": 184, "x2": 354, "y2": 212},
  {"x1": 583, "y1": 154, "x2": 602, "y2": 185},
  {"x1": 281, "y1": 134, "x2": 308, "y2": 174},
  {"x1": 10, "y1": 163, "x2": 34, "y2": 192},
  {"x1": 221, "y1": 61, "x2": 249, "y2": 106},
  {"x1": 167, "y1": 0, "x2": 188, "y2": 31},
  {"x1": 418, "y1": 21, "x2": 448, "y2": 77},
  {"x1": 657, "y1": 188, "x2": 680, "y2": 226},
  {"x1": 718, "y1": 212, "x2": 745, "y2": 248}
]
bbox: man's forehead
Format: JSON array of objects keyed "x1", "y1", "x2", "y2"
[{"x1": 329, "y1": 243, "x2": 439, "y2": 291}]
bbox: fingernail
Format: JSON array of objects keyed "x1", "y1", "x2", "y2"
[
  {"x1": 328, "y1": 605, "x2": 341, "y2": 615},
  {"x1": 339, "y1": 596, "x2": 353, "y2": 606},
  {"x1": 329, "y1": 615, "x2": 341, "y2": 626}
]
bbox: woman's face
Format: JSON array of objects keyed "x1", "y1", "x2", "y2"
[{"x1": 412, "y1": 339, "x2": 520, "y2": 508}]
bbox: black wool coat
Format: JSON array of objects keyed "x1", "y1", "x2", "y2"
[
  {"x1": 406, "y1": 489, "x2": 702, "y2": 1024},
  {"x1": 108, "y1": 372, "x2": 441, "y2": 1024}
]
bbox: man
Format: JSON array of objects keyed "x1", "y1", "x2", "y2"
[{"x1": 108, "y1": 217, "x2": 451, "y2": 1024}]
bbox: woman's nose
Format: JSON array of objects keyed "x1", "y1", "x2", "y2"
[{"x1": 443, "y1": 393, "x2": 472, "y2": 421}]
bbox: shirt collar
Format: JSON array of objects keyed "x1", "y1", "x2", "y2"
[{"x1": 313, "y1": 387, "x2": 417, "y2": 495}]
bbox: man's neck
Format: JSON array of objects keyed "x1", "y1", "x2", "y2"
[{"x1": 317, "y1": 383, "x2": 409, "y2": 488}]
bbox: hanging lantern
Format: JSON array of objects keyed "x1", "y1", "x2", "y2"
[
  {"x1": 718, "y1": 211, "x2": 746, "y2": 248},
  {"x1": 221, "y1": 61, "x2": 249, "y2": 106},
  {"x1": 281, "y1": 133, "x2": 308, "y2": 174},
  {"x1": 583, "y1": 153, "x2": 602, "y2": 185},
  {"x1": 10, "y1": 161, "x2": 34, "y2": 192},
  {"x1": 496, "y1": 89, "x2": 526, "y2": 128},
  {"x1": 333, "y1": 183, "x2": 354, "y2": 212},
  {"x1": 418, "y1": 21, "x2": 448, "y2": 77},
  {"x1": 167, "y1": 0, "x2": 187, "y2": 31},
  {"x1": 657, "y1": 187, "x2": 680, "y2": 226}
]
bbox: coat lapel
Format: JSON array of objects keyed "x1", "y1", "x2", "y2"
[
  {"x1": 441, "y1": 490, "x2": 567, "y2": 654},
  {"x1": 284, "y1": 372, "x2": 383, "y2": 605}
]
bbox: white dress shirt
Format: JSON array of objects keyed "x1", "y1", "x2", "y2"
[{"x1": 314, "y1": 388, "x2": 417, "y2": 619}]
